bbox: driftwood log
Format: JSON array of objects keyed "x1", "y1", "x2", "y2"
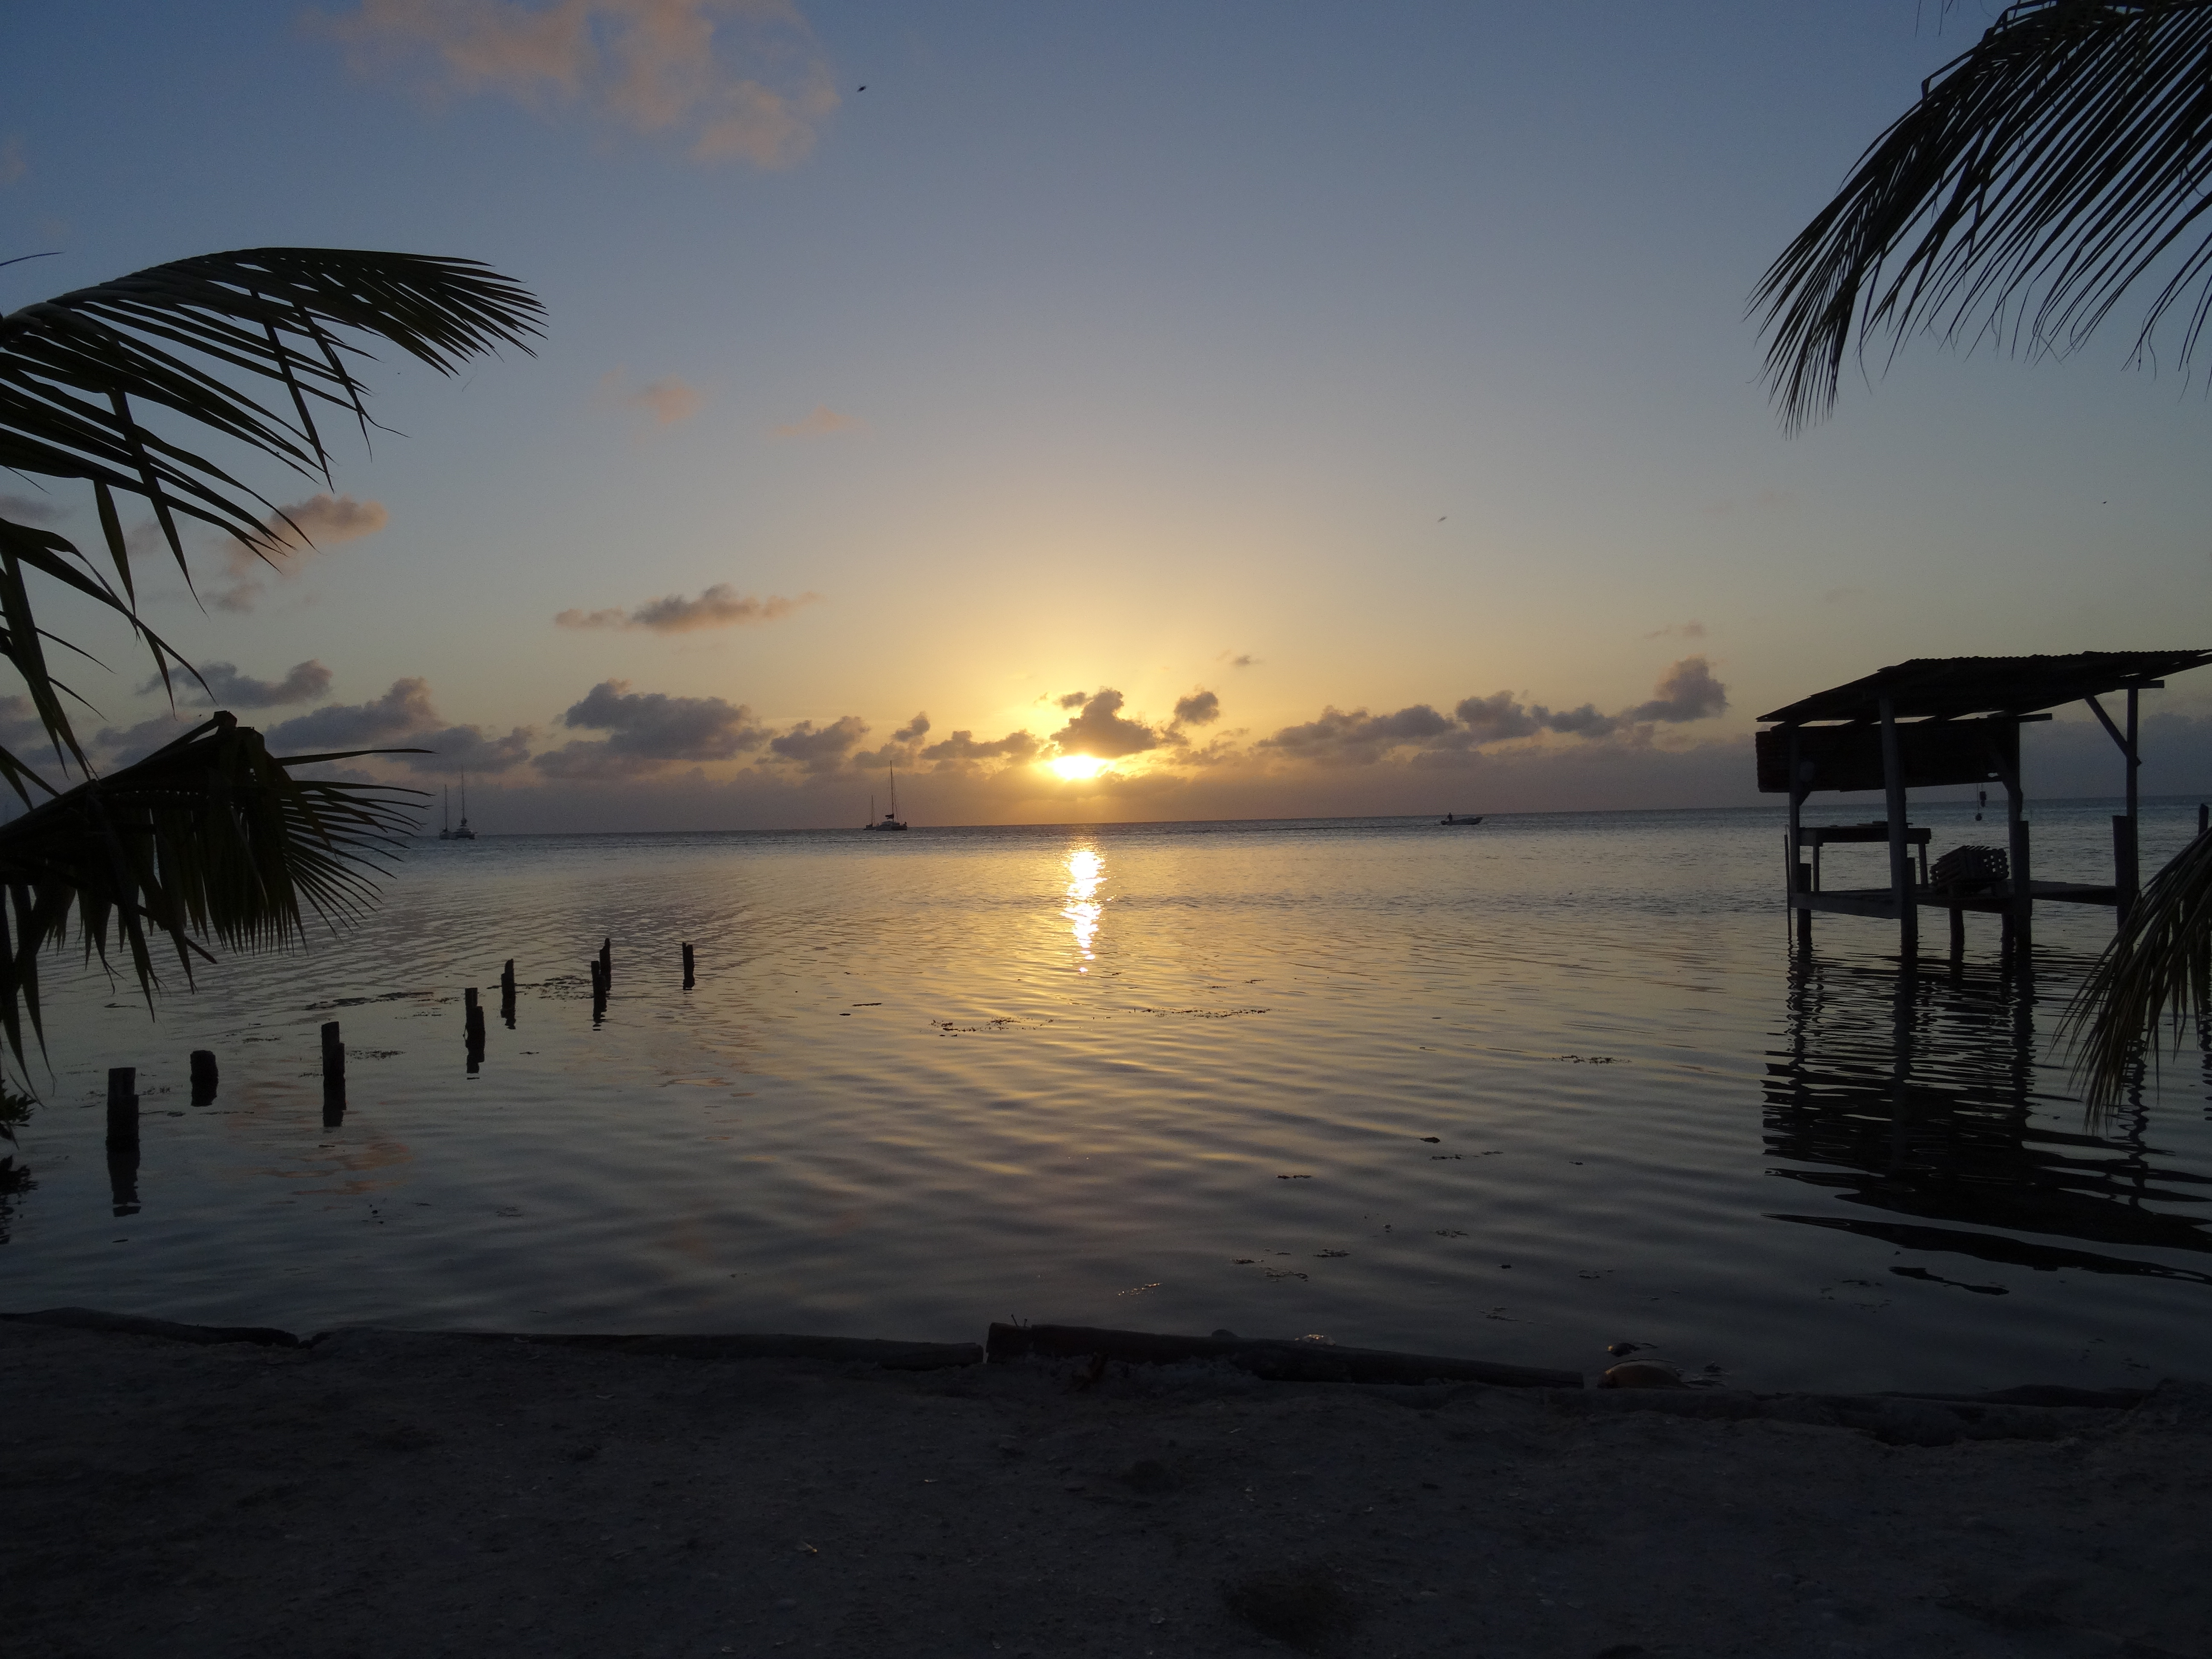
[{"x1": 986, "y1": 1322, "x2": 1584, "y2": 1388}]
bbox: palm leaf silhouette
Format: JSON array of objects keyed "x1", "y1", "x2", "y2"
[{"x1": 0, "y1": 247, "x2": 541, "y2": 1065}]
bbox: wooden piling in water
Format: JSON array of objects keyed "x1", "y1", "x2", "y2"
[
  {"x1": 500, "y1": 958, "x2": 516, "y2": 993},
  {"x1": 464, "y1": 987, "x2": 487, "y2": 1050},
  {"x1": 188, "y1": 1049, "x2": 217, "y2": 1103},
  {"x1": 682, "y1": 941, "x2": 695, "y2": 987},
  {"x1": 599, "y1": 937, "x2": 612, "y2": 982},
  {"x1": 105, "y1": 1067, "x2": 138, "y2": 1153},
  {"x1": 321, "y1": 1022, "x2": 344, "y2": 1086}
]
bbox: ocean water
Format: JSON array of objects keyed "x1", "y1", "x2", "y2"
[{"x1": 5, "y1": 801, "x2": 2210, "y2": 1394}]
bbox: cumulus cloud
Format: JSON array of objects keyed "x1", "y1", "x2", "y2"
[
  {"x1": 555, "y1": 584, "x2": 819, "y2": 633},
  {"x1": 1454, "y1": 691, "x2": 1540, "y2": 742},
  {"x1": 323, "y1": 0, "x2": 840, "y2": 169},
  {"x1": 1622, "y1": 655, "x2": 1727, "y2": 724},
  {"x1": 600, "y1": 367, "x2": 704, "y2": 428},
  {"x1": 1259, "y1": 704, "x2": 1454, "y2": 767},
  {"x1": 536, "y1": 678, "x2": 766, "y2": 777},
  {"x1": 399, "y1": 723, "x2": 537, "y2": 775},
  {"x1": 137, "y1": 659, "x2": 333, "y2": 709},
  {"x1": 770, "y1": 404, "x2": 862, "y2": 439},
  {"x1": 1172, "y1": 688, "x2": 1221, "y2": 727},
  {"x1": 767, "y1": 714, "x2": 868, "y2": 771},
  {"x1": 214, "y1": 492, "x2": 388, "y2": 611},
  {"x1": 891, "y1": 712, "x2": 930, "y2": 744},
  {"x1": 920, "y1": 728, "x2": 1037, "y2": 765},
  {"x1": 1051, "y1": 688, "x2": 1163, "y2": 759},
  {"x1": 267, "y1": 678, "x2": 439, "y2": 751}
]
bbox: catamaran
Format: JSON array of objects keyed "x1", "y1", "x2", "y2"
[
  {"x1": 452, "y1": 774, "x2": 477, "y2": 841},
  {"x1": 865, "y1": 765, "x2": 908, "y2": 831}
]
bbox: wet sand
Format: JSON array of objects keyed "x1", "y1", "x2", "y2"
[{"x1": 4, "y1": 1317, "x2": 2207, "y2": 1658}]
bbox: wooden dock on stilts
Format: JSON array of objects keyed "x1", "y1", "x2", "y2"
[{"x1": 1757, "y1": 651, "x2": 2212, "y2": 963}]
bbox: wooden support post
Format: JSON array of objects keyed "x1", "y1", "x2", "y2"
[
  {"x1": 464, "y1": 987, "x2": 486, "y2": 1053},
  {"x1": 2200, "y1": 802, "x2": 2209, "y2": 838},
  {"x1": 2004, "y1": 772, "x2": 2032, "y2": 966},
  {"x1": 189, "y1": 1049, "x2": 218, "y2": 1104},
  {"x1": 682, "y1": 941, "x2": 696, "y2": 988},
  {"x1": 599, "y1": 937, "x2": 612, "y2": 982},
  {"x1": 1879, "y1": 697, "x2": 1916, "y2": 958},
  {"x1": 105, "y1": 1067, "x2": 138, "y2": 1153},
  {"x1": 500, "y1": 958, "x2": 516, "y2": 994},
  {"x1": 320, "y1": 1021, "x2": 345, "y2": 1086},
  {"x1": 1948, "y1": 905, "x2": 1965, "y2": 961},
  {"x1": 2121, "y1": 686, "x2": 2141, "y2": 923}
]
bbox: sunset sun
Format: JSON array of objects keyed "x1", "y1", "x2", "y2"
[{"x1": 1049, "y1": 754, "x2": 1108, "y2": 781}]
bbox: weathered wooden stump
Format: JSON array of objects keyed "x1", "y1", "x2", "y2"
[
  {"x1": 682, "y1": 941, "x2": 696, "y2": 988},
  {"x1": 105, "y1": 1067, "x2": 138, "y2": 1153},
  {"x1": 188, "y1": 1049, "x2": 218, "y2": 1103}
]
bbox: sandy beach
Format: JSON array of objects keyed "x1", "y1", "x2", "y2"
[{"x1": 5, "y1": 1314, "x2": 2207, "y2": 1658}]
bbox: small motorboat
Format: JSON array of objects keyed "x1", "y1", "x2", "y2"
[{"x1": 1440, "y1": 813, "x2": 1483, "y2": 826}]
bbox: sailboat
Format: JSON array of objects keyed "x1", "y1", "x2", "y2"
[
  {"x1": 452, "y1": 773, "x2": 478, "y2": 841},
  {"x1": 437, "y1": 785, "x2": 454, "y2": 841},
  {"x1": 864, "y1": 764, "x2": 908, "y2": 831}
]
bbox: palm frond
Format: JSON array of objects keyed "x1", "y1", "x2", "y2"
[
  {"x1": 1754, "y1": 0, "x2": 2212, "y2": 430},
  {"x1": 0, "y1": 247, "x2": 544, "y2": 576},
  {"x1": 0, "y1": 714, "x2": 422, "y2": 1068},
  {"x1": 2059, "y1": 828, "x2": 2212, "y2": 1106}
]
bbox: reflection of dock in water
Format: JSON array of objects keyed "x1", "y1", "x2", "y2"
[{"x1": 1763, "y1": 951, "x2": 2212, "y2": 1279}]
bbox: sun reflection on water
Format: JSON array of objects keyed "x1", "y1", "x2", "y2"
[{"x1": 1061, "y1": 844, "x2": 1104, "y2": 969}]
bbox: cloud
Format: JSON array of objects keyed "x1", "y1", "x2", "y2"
[
  {"x1": 399, "y1": 723, "x2": 536, "y2": 775},
  {"x1": 1051, "y1": 688, "x2": 1164, "y2": 759},
  {"x1": 555, "y1": 584, "x2": 819, "y2": 633},
  {"x1": 1454, "y1": 691, "x2": 1540, "y2": 742},
  {"x1": 770, "y1": 404, "x2": 862, "y2": 439},
  {"x1": 1642, "y1": 620, "x2": 1706, "y2": 640},
  {"x1": 891, "y1": 712, "x2": 930, "y2": 744},
  {"x1": 1217, "y1": 650, "x2": 1258, "y2": 669},
  {"x1": 1259, "y1": 704, "x2": 1455, "y2": 766},
  {"x1": 1172, "y1": 688, "x2": 1220, "y2": 727},
  {"x1": 267, "y1": 677, "x2": 439, "y2": 751},
  {"x1": 136, "y1": 659, "x2": 334, "y2": 709},
  {"x1": 536, "y1": 677, "x2": 766, "y2": 777},
  {"x1": 214, "y1": 492, "x2": 388, "y2": 611},
  {"x1": 0, "y1": 490, "x2": 63, "y2": 525},
  {"x1": 1622, "y1": 655, "x2": 1728, "y2": 725},
  {"x1": 920, "y1": 728, "x2": 1037, "y2": 765},
  {"x1": 767, "y1": 713, "x2": 868, "y2": 771},
  {"x1": 1533, "y1": 703, "x2": 1617, "y2": 738},
  {"x1": 599, "y1": 367, "x2": 705, "y2": 428},
  {"x1": 0, "y1": 136, "x2": 23, "y2": 186},
  {"x1": 1054, "y1": 690, "x2": 1089, "y2": 710},
  {"x1": 323, "y1": 0, "x2": 840, "y2": 169}
]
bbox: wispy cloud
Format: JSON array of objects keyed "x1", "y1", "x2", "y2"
[
  {"x1": 214, "y1": 492, "x2": 388, "y2": 612},
  {"x1": 1641, "y1": 620, "x2": 1706, "y2": 640},
  {"x1": 600, "y1": 367, "x2": 705, "y2": 428},
  {"x1": 1218, "y1": 650, "x2": 1259, "y2": 669},
  {"x1": 322, "y1": 0, "x2": 839, "y2": 169},
  {"x1": 920, "y1": 728, "x2": 1037, "y2": 765},
  {"x1": 0, "y1": 491, "x2": 63, "y2": 525},
  {"x1": 770, "y1": 403, "x2": 862, "y2": 439},
  {"x1": 554, "y1": 584, "x2": 819, "y2": 633}
]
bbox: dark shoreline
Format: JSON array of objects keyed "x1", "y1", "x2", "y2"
[{"x1": 7, "y1": 1310, "x2": 2208, "y2": 1657}]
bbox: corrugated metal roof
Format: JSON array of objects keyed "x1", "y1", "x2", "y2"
[{"x1": 1758, "y1": 651, "x2": 2212, "y2": 725}]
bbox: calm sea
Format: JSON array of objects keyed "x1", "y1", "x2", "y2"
[{"x1": 6, "y1": 802, "x2": 2210, "y2": 1393}]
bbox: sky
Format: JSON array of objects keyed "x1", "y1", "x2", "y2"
[{"x1": 5, "y1": 1, "x2": 2212, "y2": 830}]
